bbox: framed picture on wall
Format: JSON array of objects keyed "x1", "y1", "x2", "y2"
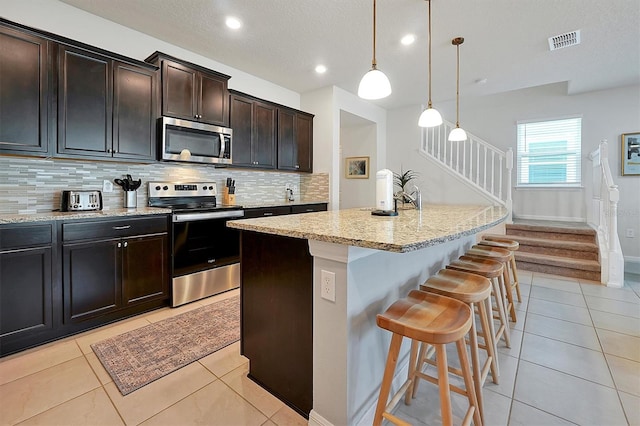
[
  {"x1": 345, "y1": 156, "x2": 370, "y2": 179},
  {"x1": 621, "y1": 132, "x2": 640, "y2": 176}
]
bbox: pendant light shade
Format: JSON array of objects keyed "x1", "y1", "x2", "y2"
[
  {"x1": 358, "y1": 0, "x2": 391, "y2": 100},
  {"x1": 418, "y1": 0, "x2": 442, "y2": 127},
  {"x1": 448, "y1": 36, "x2": 467, "y2": 141}
]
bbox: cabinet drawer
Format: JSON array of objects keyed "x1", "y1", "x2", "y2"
[
  {"x1": 291, "y1": 204, "x2": 327, "y2": 214},
  {"x1": 0, "y1": 223, "x2": 53, "y2": 250},
  {"x1": 243, "y1": 206, "x2": 291, "y2": 219},
  {"x1": 62, "y1": 215, "x2": 168, "y2": 242}
]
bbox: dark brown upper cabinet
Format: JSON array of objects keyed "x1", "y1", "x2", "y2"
[
  {"x1": 0, "y1": 25, "x2": 53, "y2": 156},
  {"x1": 57, "y1": 46, "x2": 157, "y2": 161},
  {"x1": 146, "y1": 52, "x2": 230, "y2": 127},
  {"x1": 230, "y1": 91, "x2": 277, "y2": 169},
  {"x1": 277, "y1": 108, "x2": 313, "y2": 173}
]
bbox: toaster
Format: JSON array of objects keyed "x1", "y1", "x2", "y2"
[{"x1": 61, "y1": 190, "x2": 103, "y2": 212}]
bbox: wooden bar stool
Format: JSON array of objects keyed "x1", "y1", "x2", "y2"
[
  {"x1": 465, "y1": 245, "x2": 517, "y2": 323},
  {"x1": 447, "y1": 257, "x2": 511, "y2": 349},
  {"x1": 479, "y1": 235, "x2": 522, "y2": 303},
  {"x1": 374, "y1": 290, "x2": 482, "y2": 426},
  {"x1": 416, "y1": 269, "x2": 499, "y2": 424}
]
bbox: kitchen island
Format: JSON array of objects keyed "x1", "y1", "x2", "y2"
[{"x1": 228, "y1": 204, "x2": 507, "y2": 426}]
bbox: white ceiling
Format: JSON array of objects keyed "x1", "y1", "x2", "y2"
[{"x1": 59, "y1": 0, "x2": 640, "y2": 110}]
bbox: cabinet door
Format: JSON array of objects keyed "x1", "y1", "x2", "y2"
[
  {"x1": 122, "y1": 234, "x2": 169, "y2": 306},
  {"x1": 0, "y1": 26, "x2": 51, "y2": 156},
  {"x1": 253, "y1": 101, "x2": 276, "y2": 169},
  {"x1": 58, "y1": 46, "x2": 112, "y2": 157},
  {"x1": 113, "y1": 62, "x2": 157, "y2": 161},
  {"x1": 162, "y1": 60, "x2": 197, "y2": 120},
  {"x1": 295, "y1": 113, "x2": 313, "y2": 172},
  {"x1": 199, "y1": 73, "x2": 228, "y2": 126},
  {"x1": 0, "y1": 248, "x2": 53, "y2": 340},
  {"x1": 63, "y1": 239, "x2": 121, "y2": 323},
  {"x1": 229, "y1": 94, "x2": 254, "y2": 167},
  {"x1": 277, "y1": 109, "x2": 296, "y2": 170}
]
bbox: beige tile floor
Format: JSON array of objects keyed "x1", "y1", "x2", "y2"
[{"x1": 1, "y1": 271, "x2": 639, "y2": 425}]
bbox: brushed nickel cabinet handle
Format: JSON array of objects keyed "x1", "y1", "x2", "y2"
[{"x1": 112, "y1": 225, "x2": 131, "y2": 230}]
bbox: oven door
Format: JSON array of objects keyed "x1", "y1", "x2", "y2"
[{"x1": 172, "y1": 210, "x2": 243, "y2": 277}]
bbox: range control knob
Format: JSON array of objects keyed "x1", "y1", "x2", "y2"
[
  {"x1": 208, "y1": 186, "x2": 214, "y2": 190},
  {"x1": 203, "y1": 186, "x2": 207, "y2": 190},
  {"x1": 163, "y1": 186, "x2": 169, "y2": 191},
  {"x1": 155, "y1": 185, "x2": 161, "y2": 191}
]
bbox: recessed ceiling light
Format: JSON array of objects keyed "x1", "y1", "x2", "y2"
[
  {"x1": 315, "y1": 65, "x2": 327, "y2": 74},
  {"x1": 401, "y1": 34, "x2": 416, "y2": 46},
  {"x1": 225, "y1": 17, "x2": 242, "y2": 30}
]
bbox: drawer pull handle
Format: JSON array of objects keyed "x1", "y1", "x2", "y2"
[
  {"x1": 123, "y1": 241, "x2": 128, "y2": 248},
  {"x1": 207, "y1": 259, "x2": 216, "y2": 264},
  {"x1": 112, "y1": 225, "x2": 131, "y2": 230},
  {"x1": 263, "y1": 212, "x2": 273, "y2": 216}
]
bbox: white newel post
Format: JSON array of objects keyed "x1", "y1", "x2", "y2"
[
  {"x1": 607, "y1": 185, "x2": 624, "y2": 288},
  {"x1": 506, "y1": 148, "x2": 514, "y2": 224}
]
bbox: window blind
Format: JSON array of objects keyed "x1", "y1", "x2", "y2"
[{"x1": 517, "y1": 117, "x2": 582, "y2": 186}]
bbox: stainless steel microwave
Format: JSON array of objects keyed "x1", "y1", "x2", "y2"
[{"x1": 160, "y1": 117, "x2": 232, "y2": 165}]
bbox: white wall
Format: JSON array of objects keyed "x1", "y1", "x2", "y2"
[
  {"x1": 388, "y1": 83, "x2": 640, "y2": 260},
  {"x1": 339, "y1": 114, "x2": 377, "y2": 209},
  {"x1": 301, "y1": 86, "x2": 387, "y2": 210},
  {"x1": 0, "y1": 0, "x2": 300, "y2": 108}
]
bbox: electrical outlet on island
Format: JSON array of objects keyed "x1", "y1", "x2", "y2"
[{"x1": 320, "y1": 270, "x2": 336, "y2": 302}]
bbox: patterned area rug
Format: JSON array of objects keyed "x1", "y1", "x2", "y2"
[{"x1": 91, "y1": 295, "x2": 240, "y2": 395}]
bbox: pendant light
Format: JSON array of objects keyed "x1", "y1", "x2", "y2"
[
  {"x1": 418, "y1": 0, "x2": 443, "y2": 127},
  {"x1": 448, "y1": 36, "x2": 467, "y2": 141},
  {"x1": 358, "y1": 0, "x2": 392, "y2": 100}
]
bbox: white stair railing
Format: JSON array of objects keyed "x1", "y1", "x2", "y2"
[
  {"x1": 588, "y1": 140, "x2": 624, "y2": 288},
  {"x1": 420, "y1": 119, "x2": 513, "y2": 223}
]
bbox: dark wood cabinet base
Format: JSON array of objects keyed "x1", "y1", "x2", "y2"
[{"x1": 240, "y1": 231, "x2": 313, "y2": 418}]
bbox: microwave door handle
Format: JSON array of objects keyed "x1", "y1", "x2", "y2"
[{"x1": 219, "y1": 135, "x2": 226, "y2": 159}]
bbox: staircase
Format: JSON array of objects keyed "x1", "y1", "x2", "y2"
[
  {"x1": 420, "y1": 124, "x2": 623, "y2": 286},
  {"x1": 505, "y1": 220, "x2": 601, "y2": 282}
]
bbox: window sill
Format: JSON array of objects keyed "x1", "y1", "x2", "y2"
[{"x1": 515, "y1": 185, "x2": 584, "y2": 191}]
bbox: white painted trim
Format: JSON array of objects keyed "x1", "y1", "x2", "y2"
[
  {"x1": 308, "y1": 410, "x2": 334, "y2": 426},
  {"x1": 513, "y1": 214, "x2": 587, "y2": 223},
  {"x1": 624, "y1": 256, "x2": 640, "y2": 274},
  {"x1": 308, "y1": 240, "x2": 378, "y2": 263}
]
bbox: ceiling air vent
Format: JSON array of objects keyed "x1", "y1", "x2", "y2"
[{"x1": 548, "y1": 30, "x2": 581, "y2": 51}]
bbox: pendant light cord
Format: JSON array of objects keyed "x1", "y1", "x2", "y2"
[
  {"x1": 427, "y1": 0, "x2": 433, "y2": 109},
  {"x1": 372, "y1": 0, "x2": 377, "y2": 69},
  {"x1": 455, "y1": 42, "x2": 460, "y2": 127}
]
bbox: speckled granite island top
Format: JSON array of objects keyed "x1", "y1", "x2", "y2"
[
  {"x1": 0, "y1": 207, "x2": 172, "y2": 224},
  {"x1": 228, "y1": 204, "x2": 508, "y2": 253}
]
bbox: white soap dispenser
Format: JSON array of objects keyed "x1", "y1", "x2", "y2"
[{"x1": 372, "y1": 169, "x2": 398, "y2": 216}]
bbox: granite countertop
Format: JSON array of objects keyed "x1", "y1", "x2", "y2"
[
  {"x1": 0, "y1": 207, "x2": 172, "y2": 224},
  {"x1": 235, "y1": 200, "x2": 329, "y2": 209},
  {"x1": 228, "y1": 204, "x2": 508, "y2": 253}
]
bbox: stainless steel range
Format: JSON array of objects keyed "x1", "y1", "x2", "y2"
[{"x1": 148, "y1": 182, "x2": 244, "y2": 306}]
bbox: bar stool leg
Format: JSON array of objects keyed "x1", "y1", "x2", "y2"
[
  {"x1": 435, "y1": 344, "x2": 453, "y2": 426},
  {"x1": 501, "y1": 268, "x2": 517, "y2": 322},
  {"x1": 456, "y1": 339, "x2": 483, "y2": 426},
  {"x1": 477, "y1": 296, "x2": 500, "y2": 382},
  {"x1": 404, "y1": 339, "x2": 420, "y2": 404},
  {"x1": 491, "y1": 277, "x2": 511, "y2": 348},
  {"x1": 510, "y1": 255, "x2": 522, "y2": 302},
  {"x1": 373, "y1": 333, "x2": 403, "y2": 426},
  {"x1": 467, "y1": 304, "x2": 485, "y2": 424}
]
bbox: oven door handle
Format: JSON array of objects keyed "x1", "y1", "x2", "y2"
[{"x1": 173, "y1": 210, "x2": 245, "y2": 222}]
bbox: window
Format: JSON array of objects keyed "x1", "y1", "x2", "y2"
[{"x1": 516, "y1": 117, "x2": 582, "y2": 186}]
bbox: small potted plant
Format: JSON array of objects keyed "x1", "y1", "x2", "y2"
[{"x1": 393, "y1": 169, "x2": 419, "y2": 206}]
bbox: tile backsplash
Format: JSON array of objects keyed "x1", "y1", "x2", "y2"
[{"x1": 0, "y1": 157, "x2": 329, "y2": 214}]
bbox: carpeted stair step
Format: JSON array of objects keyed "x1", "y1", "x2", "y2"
[
  {"x1": 507, "y1": 223, "x2": 597, "y2": 243},
  {"x1": 505, "y1": 235, "x2": 599, "y2": 261},
  {"x1": 515, "y1": 251, "x2": 601, "y2": 281}
]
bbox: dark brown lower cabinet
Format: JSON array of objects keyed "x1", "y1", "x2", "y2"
[
  {"x1": 240, "y1": 231, "x2": 313, "y2": 418},
  {"x1": 62, "y1": 216, "x2": 170, "y2": 324},
  {"x1": 0, "y1": 223, "x2": 54, "y2": 355}
]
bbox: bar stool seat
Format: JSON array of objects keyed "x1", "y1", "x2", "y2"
[
  {"x1": 479, "y1": 235, "x2": 522, "y2": 304},
  {"x1": 447, "y1": 257, "x2": 511, "y2": 349},
  {"x1": 417, "y1": 269, "x2": 499, "y2": 424},
  {"x1": 465, "y1": 245, "x2": 517, "y2": 323},
  {"x1": 374, "y1": 290, "x2": 482, "y2": 426}
]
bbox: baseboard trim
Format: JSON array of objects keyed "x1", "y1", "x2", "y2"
[
  {"x1": 513, "y1": 214, "x2": 587, "y2": 223},
  {"x1": 625, "y1": 256, "x2": 640, "y2": 274}
]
